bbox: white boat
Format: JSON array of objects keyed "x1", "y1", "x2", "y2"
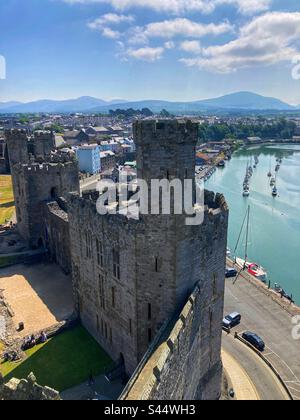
[
  {"x1": 233, "y1": 206, "x2": 268, "y2": 284},
  {"x1": 236, "y1": 258, "x2": 267, "y2": 283},
  {"x1": 243, "y1": 188, "x2": 250, "y2": 197}
]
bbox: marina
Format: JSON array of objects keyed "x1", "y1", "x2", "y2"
[{"x1": 205, "y1": 143, "x2": 300, "y2": 305}]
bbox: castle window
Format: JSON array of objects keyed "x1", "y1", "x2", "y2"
[
  {"x1": 148, "y1": 328, "x2": 152, "y2": 344},
  {"x1": 155, "y1": 257, "x2": 160, "y2": 273},
  {"x1": 99, "y1": 274, "x2": 105, "y2": 310},
  {"x1": 148, "y1": 303, "x2": 152, "y2": 321},
  {"x1": 213, "y1": 273, "x2": 217, "y2": 296},
  {"x1": 85, "y1": 231, "x2": 92, "y2": 259},
  {"x1": 96, "y1": 238, "x2": 104, "y2": 267},
  {"x1": 110, "y1": 327, "x2": 113, "y2": 344},
  {"x1": 105, "y1": 323, "x2": 108, "y2": 340},
  {"x1": 112, "y1": 287, "x2": 116, "y2": 308},
  {"x1": 113, "y1": 249, "x2": 120, "y2": 280},
  {"x1": 129, "y1": 319, "x2": 132, "y2": 336}
]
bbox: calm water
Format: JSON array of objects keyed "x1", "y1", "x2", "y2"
[{"x1": 205, "y1": 144, "x2": 300, "y2": 304}]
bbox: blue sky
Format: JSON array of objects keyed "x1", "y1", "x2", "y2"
[{"x1": 0, "y1": 0, "x2": 300, "y2": 104}]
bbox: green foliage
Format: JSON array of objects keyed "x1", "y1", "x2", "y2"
[
  {"x1": 199, "y1": 118, "x2": 297, "y2": 142},
  {"x1": 109, "y1": 108, "x2": 154, "y2": 118}
]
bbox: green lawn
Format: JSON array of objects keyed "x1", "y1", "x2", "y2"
[
  {"x1": 0, "y1": 326, "x2": 112, "y2": 392},
  {"x1": 0, "y1": 175, "x2": 15, "y2": 224}
]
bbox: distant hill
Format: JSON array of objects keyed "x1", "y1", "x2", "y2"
[
  {"x1": 195, "y1": 92, "x2": 296, "y2": 111},
  {"x1": 0, "y1": 96, "x2": 128, "y2": 114},
  {"x1": 0, "y1": 92, "x2": 298, "y2": 114},
  {"x1": 0, "y1": 101, "x2": 22, "y2": 111}
]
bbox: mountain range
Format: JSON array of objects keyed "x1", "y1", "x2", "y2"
[{"x1": 0, "y1": 92, "x2": 299, "y2": 114}]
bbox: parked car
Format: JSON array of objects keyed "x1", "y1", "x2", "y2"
[
  {"x1": 226, "y1": 267, "x2": 238, "y2": 278},
  {"x1": 223, "y1": 312, "x2": 241, "y2": 329},
  {"x1": 242, "y1": 331, "x2": 265, "y2": 352}
]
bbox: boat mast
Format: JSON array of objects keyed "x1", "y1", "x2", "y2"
[
  {"x1": 234, "y1": 207, "x2": 248, "y2": 262},
  {"x1": 244, "y1": 205, "x2": 250, "y2": 266}
]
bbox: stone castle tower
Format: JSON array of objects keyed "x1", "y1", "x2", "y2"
[
  {"x1": 5, "y1": 129, "x2": 79, "y2": 248},
  {"x1": 68, "y1": 120, "x2": 228, "y2": 399}
]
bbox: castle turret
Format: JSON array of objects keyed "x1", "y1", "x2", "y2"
[
  {"x1": 5, "y1": 129, "x2": 80, "y2": 248},
  {"x1": 5, "y1": 129, "x2": 29, "y2": 167},
  {"x1": 134, "y1": 119, "x2": 198, "y2": 184},
  {"x1": 34, "y1": 131, "x2": 55, "y2": 161}
]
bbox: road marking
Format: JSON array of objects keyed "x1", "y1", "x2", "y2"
[{"x1": 287, "y1": 386, "x2": 300, "y2": 395}]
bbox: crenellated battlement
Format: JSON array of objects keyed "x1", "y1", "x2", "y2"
[
  {"x1": 5, "y1": 129, "x2": 28, "y2": 139},
  {"x1": 133, "y1": 119, "x2": 199, "y2": 146},
  {"x1": 34, "y1": 130, "x2": 53, "y2": 138}
]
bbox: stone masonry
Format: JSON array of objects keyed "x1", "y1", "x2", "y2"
[
  {"x1": 68, "y1": 120, "x2": 229, "y2": 399},
  {"x1": 5, "y1": 121, "x2": 228, "y2": 400},
  {"x1": 0, "y1": 373, "x2": 60, "y2": 401},
  {"x1": 5, "y1": 129, "x2": 80, "y2": 270}
]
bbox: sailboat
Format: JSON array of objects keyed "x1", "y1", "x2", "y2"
[
  {"x1": 272, "y1": 185, "x2": 278, "y2": 197},
  {"x1": 267, "y1": 157, "x2": 272, "y2": 177},
  {"x1": 234, "y1": 206, "x2": 268, "y2": 283}
]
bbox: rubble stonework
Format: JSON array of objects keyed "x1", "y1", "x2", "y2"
[{"x1": 0, "y1": 373, "x2": 60, "y2": 401}]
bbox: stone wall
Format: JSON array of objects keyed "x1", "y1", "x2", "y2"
[
  {"x1": 0, "y1": 373, "x2": 60, "y2": 401},
  {"x1": 43, "y1": 199, "x2": 72, "y2": 274},
  {"x1": 68, "y1": 121, "x2": 228, "y2": 402},
  {"x1": 68, "y1": 193, "x2": 143, "y2": 375},
  {"x1": 5, "y1": 129, "x2": 80, "y2": 249},
  {"x1": 10, "y1": 161, "x2": 79, "y2": 248},
  {"x1": 121, "y1": 284, "x2": 223, "y2": 400}
]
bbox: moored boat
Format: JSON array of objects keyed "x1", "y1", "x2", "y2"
[{"x1": 236, "y1": 258, "x2": 267, "y2": 283}]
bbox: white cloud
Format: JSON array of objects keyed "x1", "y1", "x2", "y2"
[
  {"x1": 139, "y1": 18, "x2": 234, "y2": 40},
  {"x1": 180, "y1": 40, "x2": 202, "y2": 54},
  {"x1": 180, "y1": 12, "x2": 300, "y2": 73},
  {"x1": 215, "y1": 0, "x2": 271, "y2": 15},
  {"x1": 126, "y1": 46, "x2": 165, "y2": 61},
  {"x1": 164, "y1": 41, "x2": 175, "y2": 50},
  {"x1": 88, "y1": 13, "x2": 134, "y2": 39},
  {"x1": 63, "y1": 0, "x2": 272, "y2": 16}
]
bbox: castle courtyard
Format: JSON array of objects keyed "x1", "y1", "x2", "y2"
[{"x1": 0, "y1": 262, "x2": 74, "y2": 338}]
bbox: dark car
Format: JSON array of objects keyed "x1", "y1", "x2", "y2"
[
  {"x1": 242, "y1": 331, "x2": 265, "y2": 352},
  {"x1": 223, "y1": 312, "x2": 241, "y2": 329},
  {"x1": 226, "y1": 267, "x2": 238, "y2": 278}
]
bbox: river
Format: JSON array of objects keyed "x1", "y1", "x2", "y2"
[{"x1": 205, "y1": 143, "x2": 300, "y2": 304}]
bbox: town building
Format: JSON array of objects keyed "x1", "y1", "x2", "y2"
[
  {"x1": 76, "y1": 144, "x2": 101, "y2": 174},
  {"x1": 100, "y1": 150, "x2": 116, "y2": 173}
]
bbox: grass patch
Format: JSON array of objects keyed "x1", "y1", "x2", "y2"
[
  {"x1": 0, "y1": 326, "x2": 112, "y2": 391},
  {"x1": 0, "y1": 175, "x2": 15, "y2": 224}
]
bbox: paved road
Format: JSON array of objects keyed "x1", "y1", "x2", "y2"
[
  {"x1": 224, "y1": 276, "x2": 300, "y2": 400},
  {"x1": 222, "y1": 333, "x2": 289, "y2": 400}
]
